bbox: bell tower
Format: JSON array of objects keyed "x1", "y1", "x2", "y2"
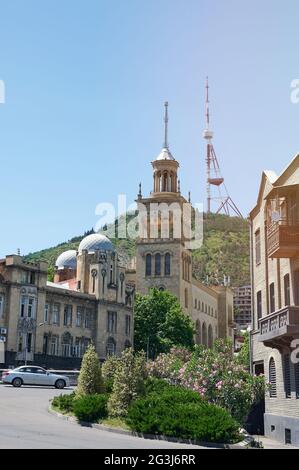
[{"x1": 135, "y1": 102, "x2": 193, "y2": 314}]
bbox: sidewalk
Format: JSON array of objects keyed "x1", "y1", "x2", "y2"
[{"x1": 253, "y1": 436, "x2": 297, "y2": 449}]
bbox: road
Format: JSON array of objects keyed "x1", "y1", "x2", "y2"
[{"x1": 0, "y1": 384, "x2": 205, "y2": 449}]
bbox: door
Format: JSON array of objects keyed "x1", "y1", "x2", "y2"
[
  {"x1": 32, "y1": 368, "x2": 49, "y2": 386},
  {"x1": 18, "y1": 367, "x2": 36, "y2": 385}
]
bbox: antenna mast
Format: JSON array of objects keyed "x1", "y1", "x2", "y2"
[{"x1": 203, "y1": 78, "x2": 242, "y2": 218}]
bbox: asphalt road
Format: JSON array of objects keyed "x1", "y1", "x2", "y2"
[{"x1": 0, "y1": 384, "x2": 205, "y2": 449}]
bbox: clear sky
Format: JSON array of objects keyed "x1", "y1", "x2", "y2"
[{"x1": 1, "y1": 0, "x2": 299, "y2": 257}]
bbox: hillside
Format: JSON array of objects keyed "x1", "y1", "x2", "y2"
[{"x1": 25, "y1": 213, "x2": 250, "y2": 287}]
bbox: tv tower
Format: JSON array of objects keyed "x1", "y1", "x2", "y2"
[{"x1": 203, "y1": 78, "x2": 242, "y2": 217}]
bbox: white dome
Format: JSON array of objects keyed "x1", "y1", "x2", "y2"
[
  {"x1": 78, "y1": 233, "x2": 114, "y2": 254},
  {"x1": 156, "y1": 147, "x2": 175, "y2": 161},
  {"x1": 55, "y1": 250, "x2": 77, "y2": 270}
]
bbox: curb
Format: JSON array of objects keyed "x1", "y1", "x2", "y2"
[{"x1": 48, "y1": 405, "x2": 253, "y2": 449}]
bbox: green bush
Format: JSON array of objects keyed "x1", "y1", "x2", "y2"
[
  {"x1": 76, "y1": 344, "x2": 104, "y2": 397},
  {"x1": 52, "y1": 392, "x2": 76, "y2": 413},
  {"x1": 73, "y1": 394, "x2": 108, "y2": 423},
  {"x1": 108, "y1": 348, "x2": 147, "y2": 418},
  {"x1": 126, "y1": 387, "x2": 240, "y2": 444}
]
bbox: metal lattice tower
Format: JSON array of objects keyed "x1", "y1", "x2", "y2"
[{"x1": 203, "y1": 78, "x2": 243, "y2": 218}]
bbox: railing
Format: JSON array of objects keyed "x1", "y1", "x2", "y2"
[
  {"x1": 258, "y1": 306, "x2": 299, "y2": 345},
  {"x1": 267, "y1": 221, "x2": 299, "y2": 257}
]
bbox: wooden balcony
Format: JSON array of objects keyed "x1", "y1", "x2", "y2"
[
  {"x1": 258, "y1": 306, "x2": 299, "y2": 349},
  {"x1": 267, "y1": 223, "x2": 299, "y2": 258}
]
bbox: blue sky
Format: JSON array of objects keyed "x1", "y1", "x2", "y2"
[{"x1": 1, "y1": 0, "x2": 299, "y2": 257}]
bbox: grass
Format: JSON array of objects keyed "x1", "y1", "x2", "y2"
[{"x1": 100, "y1": 417, "x2": 131, "y2": 430}]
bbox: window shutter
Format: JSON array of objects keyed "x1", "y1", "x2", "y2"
[
  {"x1": 269, "y1": 358, "x2": 277, "y2": 398},
  {"x1": 284, "y1": 354, "x2": 291, "y2": 398}
]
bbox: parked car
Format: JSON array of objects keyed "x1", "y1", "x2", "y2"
[{"x1": 2, "y1": 366, "x2": 70, "y2": 388}]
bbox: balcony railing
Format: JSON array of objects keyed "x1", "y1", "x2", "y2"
[
  {"x1": 258, "y1": 306, "x2": 299, "y2": 349},
  {"x1": 267, "y1": 221, "x2": 299, "y2": 258}
]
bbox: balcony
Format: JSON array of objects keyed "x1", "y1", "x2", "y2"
[
  {"x1": 258, "y1": 306, "x2": 299, "y2": 349},
  {"x1": 267, "y1": 222, "x2": 299, "y2": 258}
]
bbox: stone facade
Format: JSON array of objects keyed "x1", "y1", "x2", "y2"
[
  {"x1": 0, "y1": 247, "x2": 133, "y2": 369},
  {"x1": 134, "y1": 127, "x2": 234, "y2": 347},
  {"x1": 250, "y1": 154, "x2": 299, "y2": 446}
]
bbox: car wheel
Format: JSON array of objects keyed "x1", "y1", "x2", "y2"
[
  {"x1": 12, "y1": 377, "x2": 22, "y2": 388},
  {"x1": 55, "y1": 379, "x2": 66, "y2": 389}
]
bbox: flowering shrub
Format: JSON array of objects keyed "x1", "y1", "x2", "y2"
[{"x1": 147, "y1": 340, "x2": 266, "y2": 424}]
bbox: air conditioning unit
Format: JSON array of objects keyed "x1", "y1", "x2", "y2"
[
  {"x1": 0, "y1": 328, "x2": 7, "y2": 335},
  {"x1": 0, "y1": 336, "x2": 6, "y2": 342}
]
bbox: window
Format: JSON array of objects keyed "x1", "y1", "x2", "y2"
[
  {"x1": 284, "y1": 354, "x2": 291, "y2": 399},
  {"x1": 208, "y1": 325, "x2": 213, "y2": 348},
  {"x1": 76, "y1": 307, "x2": 83, "y2": 327},
  {"x1": 0, "y1": 295, "x2": 3, "y2": 318},
  {"x1": 295, "y1": 363, "x2": 299, "y2": 399},
  {"x1": 269, "y1": 283, "x2": 275, "y2": 313},
  {"x1": 27, "y1": 333, "x2": 32, "y2": 353},
  {"x1": 285, "y1": 429, "x2": 292, "y2": 445},
  {"x1": 84, "y1": 309, "x2": 92, "y2": 329},
  {"x1": 44, "y1": 304, "x2": 49, "y2": 323},
  {"x1": 257, "y1": 291, "x2": 262, "y2": 320},
  {"x1": 18, "y1": 334, "x2": 23, "y2": 353},
  {"x1": 125, "y1": 315, "x2": 131, "y2": 336},
  {"x1": 124, "y1": 340, "x2": 131, "y2": 349},
  {"x1": 155, "y1": 254, "x2": 161, "y2": 276},
  {"x1": 269, "y1": 358, "x2": 277, "y2": 398},
  {"x1": 43, "y1": 334, "x2": 48, "y2": 355},
  {"x1": 185, "y1": 288, "x2": 188, "y2": 308},
  {"x1": 194, "y1": 299, "x2": 197, "y2": 309},
  {"x1": 61, "y1": 333, "x2": 72, "y2": 357},
  {"x1": 255, "y1": 229, "x2": 261, "y2": 265},
  {"x1": 50, "y1": 335, "x2": 59, "y2": 356},
  {"x1": 27, "y1": 298, "x2": 35, "y2": 318},
  {"x1": 107, "y1": 311, "x2": 117, "y2": 333},
  {"x1": 63, "y1": 305, "x2": 72, "y2": 326},
  {"x1": 52, "y1": 304, "x2": 60, "y2": 325},
  {"x1": 110, "y1": 264, "x2": 113, "y2": 284},
  {"x1": 165, "y1": 253, "x2": 171, "y2": 276},
  {"x1": 20, "y1": 296, "x2": 26, "y2": 318},
  {"x1": 21, "y1": 271, "x2": 36, "y2": 285},
  {"x1": 145, "y1": 254, "x2": 152, "y2": 276},
  {"x1": 284, "y1": 274, "x2": 291, "y2": 306},
  {"x1": 106, "y1": 337, "x2": 116, "y2": 357}
]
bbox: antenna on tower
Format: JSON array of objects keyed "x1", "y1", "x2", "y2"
[
  {"x1": 203, "y1": 78, "x2": 242, "y2": 218},
  {"x1": 164, "y1": 101, "x2": 169, "y2": 149}
]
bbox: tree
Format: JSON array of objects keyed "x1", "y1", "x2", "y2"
[
  {"x1": 134, "y1": 288, "x2": 195, "y2": 359},
  {"x1": 107, "y1": 348, "x2": 146, "y2": 418},
  {"x1": 236, "y1": 331, "x2": 250, "y2": 370},
  {"x1": 76, "y1": 344, "x2": 104, "y2": 396}
]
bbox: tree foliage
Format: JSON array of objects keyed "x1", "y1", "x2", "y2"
[
  {"x1": 134, "y1": 289, "x2": 195, "y2": 359},
  {"x1": 107, "y1": 348, "x2": 147, "y2": 418},
  {"x1": 76, "y1": 344, "x2": 104, "y2": 396}
]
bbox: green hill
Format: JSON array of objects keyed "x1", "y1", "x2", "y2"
[{"x1": 25, "y1": 213, "x2": 250, "y2": 287}]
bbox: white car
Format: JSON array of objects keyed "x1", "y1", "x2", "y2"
[{"x1": 2, "y1": 366, "x2": 70, "y2": 389}]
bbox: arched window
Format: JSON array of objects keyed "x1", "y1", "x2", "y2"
[
  {"x1": 269, "y1": 357, "x2": 277, "y2": 398},
  {"x1": 195, "y1": 320, "x2": 201, "y2": 345},
  {"x1": 124, "y1": 340, "x2": 131, "y2": 349},
  {"x1": 208, "y1": 325, "x2": 213, "y2": 348},
  {"x1": 202, "y1": 323, "x2": 207, "y2": 347},
  {"x1": 163, "y1": 172, "x2": 168, "y2": 191},
  {"x1": 165, "y1": 253, "x2": 171, "y2": 276},
  {"x1": 146, "y1": 254, "x2": 152, "y2": 276},
  {"x1": 155, "y1": 254, "x2": 161, "y2": 276},
  {"x1": 106, "y1": 337, "x2": 116, "y2": 357}
]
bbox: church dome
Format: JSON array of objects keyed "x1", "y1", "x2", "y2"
[
  {"x1": 156, "y1": 147, "x2": 175, "y2": 161},
  {"x1": 78, "y1": 233, "x2": 114, "y2": 254},
  {"x1": 55, "y1": 250, "x2": 77, "y2": 270}
]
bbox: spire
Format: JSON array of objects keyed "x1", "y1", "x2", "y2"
[
  {"x1": 164, "y1": 101, "x2": 169, "y2": 149},
  {"x1": 138, "y1": 182, "x2": 142, "y2": 199}
]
